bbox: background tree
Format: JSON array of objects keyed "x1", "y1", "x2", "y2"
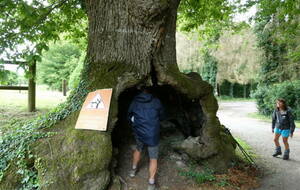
[
  {"x1": 201, "y1": 50, "x2": 218, "y2": 89},
  {"x1": 215, "y1": 28, "x2": 261, "y2": 96},
  {"x1": 252, "y1": 0, "x2": 300, "y2": 119},
  {"x1": 254, "y1": 0, "x2": 300, "y2": 84},
  {"x1": 37, "y1": 41, "x2": 83, "y2": 90},
  {"x1": 0, "y1": 65, "x2": 19, "y2": 85},
  {"x1": 176, "y1": 32, "x2": 203, "y2": 73},
  {"x1": 68, "y1": 51, "x2": 85, "y2": 90}
]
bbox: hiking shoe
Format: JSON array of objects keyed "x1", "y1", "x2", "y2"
[
  {"x1": 272, "y1": 146, "x2": 282, "y2": 157},
  {"x1": 129, "y1": 168, "x2": 137, "y2": 178},
  {"x1": 147, "y1": 184, "x2": 157, "y2": 190},
  {"x1": 283, "y1": 149, "x2": 290, "y2": 160}
]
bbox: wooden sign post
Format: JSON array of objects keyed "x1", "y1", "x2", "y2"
[{"x1": 75, "y1": 89, "x2": 113, "y2": 131}]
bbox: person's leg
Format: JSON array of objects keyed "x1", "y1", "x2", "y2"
[
  {"x1": 282, "y1": 137, "x2": 289, "y2": 150},
  {"x1": 273, "y1": 130, "x2": 282, "y2": 157},
  {"x1": 147, "y1": 145, "x2": 159, "y2": 190},
  {"x1": 149, "y1": 159, "x2": 157, "y2": 182},
  {"x1": 274, "y1": 130, "x2": 281, "y2": 147},
  {"x1": 130, "y1": 138, "x2": 143, "y2": 177},
  {"x1": 282, "y1": 130, "x2": 290, "y2": 160},
  {"x1": 133, "y1": 149, "x2": 142, "y2": 168}
]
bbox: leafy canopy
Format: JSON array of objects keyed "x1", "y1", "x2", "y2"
[
  {"x1": 38, "y1": 40, "x2": 83, "y2": 90},
  {"x1": 0, "y1": 0, "x2": 251, "y2": 63},
  {"x1": 0, "y1": 65, "x2": 19, "y2": 85},
  {"x1": 254, "y1": 0, "x2": 300, "y2": 84},
  {"x1": 0, "y1": 0, "x2": 86, "y2": 63}
]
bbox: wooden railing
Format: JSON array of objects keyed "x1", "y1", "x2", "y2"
[{"x1": 0, "y1": 60, "x2": 36, "y2": 112}]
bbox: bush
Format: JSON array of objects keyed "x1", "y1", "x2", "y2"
[
  {"x1": 38, "y1": 41, "x2": 82, "y2": 91},
  {"x1": 0, "y1": 68, "x2": 19, "y2": 85},
  {"x1": 68, "y1": 52, "x2": 85, "y2": 89},
  {"x1": 252, "y1": 80, "x2": 300, "y2": 119}
]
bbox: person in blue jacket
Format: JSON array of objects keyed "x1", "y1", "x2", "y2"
[
  {"x1": 272, "y1": 98, "x2": 296, "y2": 160},
  {"x1": 127, "y1": 86, "x2": 164, "y2": 190}
]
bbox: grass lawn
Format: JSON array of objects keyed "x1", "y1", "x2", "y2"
[
  {"x1": 247, "y1": 112, "x2": 300, "y2": 128},
  {"x1": 0, "y1": 87, "x2": 67, "y2": 133},
  {"x1": 235, "y1": 137, "x2": 256, "y2": 160}
]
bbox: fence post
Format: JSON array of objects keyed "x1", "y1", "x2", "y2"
[
  {"x1": 62, "y1": 79, "x2": 67, "y2": 96},
  {"x1": 28, "y1": 60, "x2": 36, "y2": 112}
]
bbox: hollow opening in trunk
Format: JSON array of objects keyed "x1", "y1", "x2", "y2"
[
  {"x1": 111, "y1": 84, "x2": 206, "y2": 187},
  {"x1": 112, "y1": 84, "x2": 206, "y2": 146}
]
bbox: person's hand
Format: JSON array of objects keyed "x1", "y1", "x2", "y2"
[
  {"x1": 290, "y1": 133, "x2": 293, "y2": 138},
  {"x1": 272, "y1": 129, "x2": 274, "y2": 133}
]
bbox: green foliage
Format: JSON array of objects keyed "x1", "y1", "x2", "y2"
[
  {"x1": 178, "y1": 0, "x2": 235, "y2": 33},
  {"x1": 38, "y1": 41, "x2": 83, "y2": 90},
  {"x1": 179, "y1": 166, "x2": 216, "y2": 185},
  {"x1": 215, "y1": 28, "x2": 261, "y2": 85},
  {"x1": 254, "y1": 20, "x2": 286, "y2": 84},
  {"x1": 0, "y1": 66, "x2": 19, "y2": 85},
  {"x1": 0, "y1": 77, "x2": 89, "y2": 189},
  {"x1": 0, "y1": 113, "x2": 57, "y2": 189},
  {"x1": 217, "y1": 178, "x2": 230, "y2": 187},
  {"x1": 68, "y1": 52, "x2": 85, "y2": 90},
  {"x1": 201, "y1": 50, "x2": 218, "y2": 88},
  {"x1": 234, "y1": 137, "x2": 256, "y2": 162},
  {"x1": 252, "y1": 80, "x2": 300, "y2": 119},
  {"x1": 0, "y1": 0, "x2": 87, "y2": 62},
  {"x1": 219, "y1": 80, "x2": 254, "y2": 98},
  {"x1": 254, "y1": 0, "x2": 300, "y2": 84}
]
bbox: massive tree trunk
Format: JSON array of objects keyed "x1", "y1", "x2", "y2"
[{"x1": 0, "y1": 1, "x2": 236, "y2": 190}]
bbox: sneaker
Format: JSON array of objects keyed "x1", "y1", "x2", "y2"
[
  {"x1": 283, "y1": 149, "x2": 290, "y2": 160},
  {"x1": 147, "y1": 183, "x2": 157, "y2": 190},
  {"x1": 129, "y1": 168, "x2": 137, "y2": 178},
  {"x1": 272, "y1": 146, "x2": 282, "y2": 157}
]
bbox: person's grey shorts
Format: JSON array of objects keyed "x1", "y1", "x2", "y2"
[{"x1": 135, "y1": 138, "x2": 159, "y2": 159}]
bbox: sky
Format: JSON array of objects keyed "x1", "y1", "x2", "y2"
[
  {"x1": 2, "y1": 64, "x2": 25, "y2": 75},
  {"x1": 233, "y1": 4, "x2": 257, "y2": 23}
]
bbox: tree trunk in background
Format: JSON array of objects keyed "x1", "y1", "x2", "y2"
[
  {"x1": 230, "y1": 83, "x2": 234, "y2": 98},
  {"x1": 0, "y1": 1, "x2": 236, "y2": 189},
  {"x1": 62, "y1": 80, "x2": 67, "y2": 96},
  {"x1": 28, "y1": 61, "x2": 36, "y2": 112},
  {"x1": 243, "y1": 85, "x2": 247, "y2": 98},
  {"x1": 216, "y1": 82, "x2": 220, "y2": 96}
]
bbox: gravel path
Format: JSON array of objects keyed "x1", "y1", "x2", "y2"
[{"x1": 218, "y1": 101, "x2": 300, "y2": 190}]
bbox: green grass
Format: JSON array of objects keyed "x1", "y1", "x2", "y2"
[
  {"x1": 247, "y1": 112, "x2": 300, "y2": 128},
  {"x1": 235, "y1": 137, "x2": 256, "y2": 161},
  {"x1": 177, "y1": 161, "x2": 231, "y2": 187},
  {"x1": 0, "y1": 87, "x2": 66, "y2": 133},
  {"x1": 178, "y1": 160, "x2": 217, "y2": 185},
  {"x1": 217, "y1": 96, "x2": 255, "y2": 102},
  {"x1": 179, "y1": 169, "x2": 216, "y2": 184},
  {"x1": 0, "y1": 88, "x2": 66, "y2": 111}
]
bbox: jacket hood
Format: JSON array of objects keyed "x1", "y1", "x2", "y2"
[{"x1": 134, "y1": 92, "x2": 153, "y2": 103}]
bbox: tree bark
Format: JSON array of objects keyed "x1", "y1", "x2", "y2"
[
  {"x1": 243, "y1": 85, "x2": 247, "y2": 98},
  {"x1": 0, "y1": 1, "x2": 236, "y2": 189},
  {"x1": 28, "y1": 61, "x2": 36, "y2": 112},
  {"x1": 230, "y1": 83, "x2": 234, "y2": 98}
]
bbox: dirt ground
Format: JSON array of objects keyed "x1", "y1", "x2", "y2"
[{"x1": 114, "y1": 129, "x2": 260, "y2": 190}]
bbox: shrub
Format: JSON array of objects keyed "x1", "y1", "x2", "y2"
[
  {"x1": 68, "y1": 52, "x2": 85, "y2": 89},
  {"x1": 252, "y1": 80, "x2": 300, "y2": 119}
]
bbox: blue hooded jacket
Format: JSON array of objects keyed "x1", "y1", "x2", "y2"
[{"x1": 128, "y1": 92, "x2": 164, "y2": 146}]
